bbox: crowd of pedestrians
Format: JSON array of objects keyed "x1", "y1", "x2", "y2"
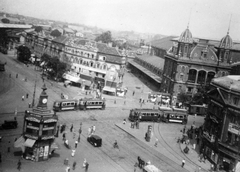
[{"x1": 60, "y1": 122, "x2": 91, "y2": 171}]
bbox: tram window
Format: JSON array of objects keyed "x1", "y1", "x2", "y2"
[
  {"x1": 151, "y1": 113, "x2": 154, "y2": 116},
  {"x1": 99, "y1": 102, "x2": 102, "y2": 105},
  {"x1": 62, "y1": 103, "x2": 66, "y2": 106}
]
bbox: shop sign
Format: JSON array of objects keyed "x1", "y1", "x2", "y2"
[
  {"x1": 42, "y1": 127, "x2": 54, "y2": 130},
  {"x1": 27, "y1": 125, "x2": 39, "y2": 130},
  {"x1": 39, "y1": 147, "x2": 44, "y2": 157},
  {"x1": 26, "y1": 117, "x2": 40, "y2": 123},
  {"x1": 44, "y1": 146, "x2": 49, "y2": 159},
  {"x1": 44, "y1": 119, "x2": 57, "y2": 123},
  {"x1": 228, "y1": 123, "x2": 240, "y2": 135}
]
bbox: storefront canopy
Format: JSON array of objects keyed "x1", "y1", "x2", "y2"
[
  {"x1": 24, "y1": 138, "x2": 36, "y2": 147},
  {"x1": 14, "y1": 136, "x2": 25, "y2": 148},
  {"x1": 103, "y1": 86, "x2": 116, "y2": 93}
]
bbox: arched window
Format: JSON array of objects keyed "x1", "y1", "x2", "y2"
[
  {"x1": 188, "y1": 69, "x2": 197, "y2": 83},
  {"x1": 96, "y1": 62, "x2": 100, "y2": 68},
  {"x1": 181, "y1": 66, "x2": 185, "y2": 73},
  {"x1": 103, "y1": 64, "x2": 107, "y2": 70},
  {"x1": 206, "y1": 71, "x2": 215, "y2": 84},
  {"x1": 90, "y1": 61, "x2": 94, "y2": 67},
  {"x1": 197, "y1": 70, "x2": 207, "y2": 84}
]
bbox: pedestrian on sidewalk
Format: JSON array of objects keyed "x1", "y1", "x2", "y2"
[
  {"x1": 17, "y1": 159, "x2": 21, "y2": 171},
  {"x1": 22, "y1": 95, "x2": 25, "y2": 101},
  {"x1": 92, "y1": 125, "x2": 96, "y2": 134},
  {"x1": 16, "y1": 73, "x2": 18, "y2": 78},
  {"x1": 132, "y1": 91, "x2": 135, "y2": 96},
  {"x1": 75, "y1": 140, "x2": 78, "y2": 149},
  {"x1": 181, "y1": 159, "x2": 185, "y2": 167},
  {"x1": 66, "y1": 165, "x2": 70, "y2": 172},
  {"x1": 154, "y1": 138, "x2": 158, "y2": 147},
  {"x1": 78, "y1": 135, "x2": 80, "y2": 143},
  {"x1": 72, "y1": 161, "x2": 76, "y2": 170},
  {"x1": 71, "y1": 149, "x2": 76, "y2": 157},
  {"x1": 63, "y1": 133, "x2": 66, "y2": 141},
  {"x1": 26, "y1": 93, "x2": 28, "y2": 99},
  {"x1": 70, "y1": 124, "x2": 73, "y2": 132}
]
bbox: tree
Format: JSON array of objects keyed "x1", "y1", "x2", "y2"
[
  {"x1": 95, "y1": 31, "x2": 113, "y2": 44},
  {"x1": 1, "y1": 18, "x2": 10, "y2": 23},
  {"x1": 191, "y1": 84, "x2": 210, "y2": 105},
  {"x1": 50, "y1": 29, "x2": 62, "y2": 37},
  {"x1": 41, "y1": 54, "x2": 67, "y2": 80},
  {"x1": 177, "y1": 92, "x2": 190, "y2": 107},
  {"x1": 35, "y1": 26, "x2": 43, "y2": 33},
  {"x1": 17, "y1": 45, "x2": 31, "y2": 63}
]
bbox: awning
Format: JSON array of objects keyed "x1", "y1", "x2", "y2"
[
  {"x1": 50, "y1": 142, "x2": 60, "y2": 150},
  {"x1": 103, "y1": 86, "x2": 116, "y2": 93},
  {"x1": 24, "y1": 138, "x2": 36, "y2": 147},
  {"x1": 14, "y1": 136, "x2": 25, "y2": 148},
  {"x1": 144, "y1": 165, "x2": 161, "y2": 172}
]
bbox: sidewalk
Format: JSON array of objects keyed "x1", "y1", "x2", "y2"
[{"x1": 116, "y1": 122, "x2": 212, "y2": 172}]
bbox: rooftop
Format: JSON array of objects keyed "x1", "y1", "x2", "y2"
[
  {"x1": 212, "y1": 75, "x2": 240, "y2": 92},
  {"x1": 150, "y1": 36, "x2": 177, "y2": 50},
  {"x1": 136, "y1": 54, "x2": 165, "y2": 70}
]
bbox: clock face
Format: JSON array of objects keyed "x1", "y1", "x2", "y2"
[{"x1": 42, "y1": 98, "x2": 47, "y2": 104}]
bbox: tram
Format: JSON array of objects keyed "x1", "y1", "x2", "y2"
[
  {"x1": 161, "y1": 111, "x2": 188, "y2": 124},
  {"x1": 79, "y1": 98, "x2": 106, "y2": 110},
  {"x1": 53, "y1": 99, "x2": 79, "y2": 111},
  {"x1": 128, "y1": 109, "x2": 161, "y2": 122}
]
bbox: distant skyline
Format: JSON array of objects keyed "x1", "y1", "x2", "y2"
[{"x1": 2, "y1": 0, "x2": 240, "y2": 40}]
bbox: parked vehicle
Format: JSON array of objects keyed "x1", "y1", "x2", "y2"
[
  {"x1": 87, "y1": 135, "x2": 102, "y2": 147},
  {"x1": 1, "y1": 120, "x2": 18, "y2": 129}
]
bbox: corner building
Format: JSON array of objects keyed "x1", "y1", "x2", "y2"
[
  {"x1": 201, "y1": 75, "x2": 240, "y2": 171},
  {"x1": 23, "y1": 84, "x2": 58, "y2": 161}
]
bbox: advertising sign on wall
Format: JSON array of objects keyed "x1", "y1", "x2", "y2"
[{"x1": 228, "y1": 123, "x2": 240, "y2": 135}]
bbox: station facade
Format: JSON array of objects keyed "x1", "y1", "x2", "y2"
[{"x1": 160, "y1": 27, "x2": 240, "y2": 100}]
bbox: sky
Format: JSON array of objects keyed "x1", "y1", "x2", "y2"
[{"x1": 1, "y1": 0, "x2": 240, "y2": 40}]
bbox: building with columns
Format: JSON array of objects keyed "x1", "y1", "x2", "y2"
[{"x1": 160, "y1": 26, "x2": 240, "y2": 102}]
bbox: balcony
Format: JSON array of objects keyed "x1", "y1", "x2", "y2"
[
  {"x1": 218, "y1": 143, "x2": 240, "y2": 160},
  {"x1": 203, "y1": 131, "x2": 215, "y2": 143},
  {"x1": 219, "y1": 141, "x2": 240, "y2": 154}
]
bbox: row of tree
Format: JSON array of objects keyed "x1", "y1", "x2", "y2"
[{"x1": 16, "y1": 45, "x2": 67, "y2": 81}]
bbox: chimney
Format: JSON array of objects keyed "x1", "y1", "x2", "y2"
[{"x1": 108, "y1": 42, "x2": 112, "y2": 47}]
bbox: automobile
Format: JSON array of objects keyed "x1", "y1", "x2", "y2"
[
  {"x1": 87, "y1": 135, "x2": 102, "y2": 147},
  {"x1": 1, "y1": 120, "x2": 18, "y2": 129}
]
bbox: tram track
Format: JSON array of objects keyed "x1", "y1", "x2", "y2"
[
  {"x1": 153, "y1": 122, "x2": 208, "y2": 172},
  {"x1": 57, "y1": 108, "x2": 187, "y2": 172}
]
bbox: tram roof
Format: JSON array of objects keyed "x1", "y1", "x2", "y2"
[{"x1": 131, "y1": 108, "x2": 160, "y2": 112}]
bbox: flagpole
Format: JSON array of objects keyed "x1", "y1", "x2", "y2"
[{"x1": 32, "y1": 79, "x2": 37, "y2": 107}]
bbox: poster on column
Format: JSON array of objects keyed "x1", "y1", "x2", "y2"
[{"x1": 44, "y1": 145, "x2": 49, "y2": 159}]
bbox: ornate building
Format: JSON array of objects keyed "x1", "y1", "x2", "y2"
[
  {"x1": 22, "y1": 84, "x2": 58, "y2": 161},
  {"x1": 24, "y1": 31, "x2": 126, "y2": 90},
  {"x1": 160, "y1": 26, "x2": 240, "y2": 101},
  {"x1": 200, "y1": 75, "x2": 240, "y2": 171}
]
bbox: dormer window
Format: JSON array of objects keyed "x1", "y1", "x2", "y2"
[
  {"x1": 233, "y1": 97, "x2": 239, "y2": 105},
  {"x1": 103, "y1": 56, "x2": 106, "y2": 61}
]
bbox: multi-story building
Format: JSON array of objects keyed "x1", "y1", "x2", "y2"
[
  {"x1": 160, "y1": 27, "x2": 240, "y2": 101},
  {"x1": 22, "y1": 84, "x2": 58, "y2": 162},
  {"x1": 201, "y1": 75, "x2": 240, "y2": 171},
  {"x1": 25, "y1": 30, "x2": 126, "y2": 92}
]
